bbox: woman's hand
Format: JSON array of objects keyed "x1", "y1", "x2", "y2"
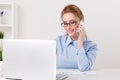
[{"x1": 77, "y1": 25, "x2": 86, "y2": 48}]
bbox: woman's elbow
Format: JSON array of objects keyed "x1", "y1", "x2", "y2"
[{"x1": 78, "y1": 63, "x2": 92, "y2": 72}]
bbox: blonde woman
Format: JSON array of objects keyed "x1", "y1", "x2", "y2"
[{"x1": 56, "y1": 4, "x2": 97, "y2": 72}]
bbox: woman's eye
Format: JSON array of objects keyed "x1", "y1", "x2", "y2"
[
  {"x1": 70, "y1": 21, "x2": 76, "y2": 24},
  {"x1": 64, "y1": 23, "x2": 68, "y2": 25}
]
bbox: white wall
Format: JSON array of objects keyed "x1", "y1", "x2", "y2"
[{"x1": 1, "y1": 0, "x2": 120, "y2": 69}]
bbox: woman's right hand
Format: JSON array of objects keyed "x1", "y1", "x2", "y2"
[{"x1": 77, "y1": 25, "x2": 86, "y2": 48}]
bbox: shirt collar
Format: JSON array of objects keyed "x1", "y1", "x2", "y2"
[
  {"x1": 65, "y1": 35, "x2": 73, "y2": 46},
  {"x1": 65, "y1": 35, "x2": 88, "y2": 46}
]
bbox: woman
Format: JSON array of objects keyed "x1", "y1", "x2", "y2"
[{"x1": 56, "y1": 4, "x2": 97, "y2": 72}]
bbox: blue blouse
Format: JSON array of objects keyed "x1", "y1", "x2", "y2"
[{"x1": 56, "y1": 35, "x2": 97, "y2": 72}]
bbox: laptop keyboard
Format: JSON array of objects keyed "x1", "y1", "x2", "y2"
[{"x1": 56, "y1": 74, "x2": 69, "y2": 80}]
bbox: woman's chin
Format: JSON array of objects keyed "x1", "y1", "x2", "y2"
[{"x1": 68, "y1": 32, "x2": 75, "y2": 36}]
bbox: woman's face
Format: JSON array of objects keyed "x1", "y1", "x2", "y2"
[{"x1": 62, "y1": 13, "x2": 79, "y2": 37}]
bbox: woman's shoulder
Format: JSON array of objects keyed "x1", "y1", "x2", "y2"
[{"x1": 56, "y1": 35, "x2": 67, "y2": 41}]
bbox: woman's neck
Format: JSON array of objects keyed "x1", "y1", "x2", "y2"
[{"x1": 70, "y1": 34, "x2": 78, "y2": 41}]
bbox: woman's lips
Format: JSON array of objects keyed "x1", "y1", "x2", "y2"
[{"x1": 68, "y1": 30, "x2": 74, "y2": 34}]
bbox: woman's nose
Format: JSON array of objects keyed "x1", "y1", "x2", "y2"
[{"x1": 66, "y1": 25, "x2": 72, "y2": 30}]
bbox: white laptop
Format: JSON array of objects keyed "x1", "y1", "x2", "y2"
[{"x1": 2, "y1": 39, "x2": 56, "y2": 80}]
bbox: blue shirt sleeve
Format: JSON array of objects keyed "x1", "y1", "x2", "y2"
[
  {"x1": 56, "y1": 35, "x2": 98, "y2": 72},
  {"x1": 76, "y1": 42, "x2": 97, "y2": 71}
]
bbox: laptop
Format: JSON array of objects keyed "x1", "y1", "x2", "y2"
[{"x1": 2, "y1": 39, "x2": 56, "y2": 80}]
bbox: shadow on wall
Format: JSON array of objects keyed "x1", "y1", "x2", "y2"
[{"x1": 93, "y1": 51, "x2": 120, "y2": 70}]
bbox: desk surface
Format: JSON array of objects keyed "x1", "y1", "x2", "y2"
[
  {"x1": 0, "y1": 61, "x2": 120, "y2": 80},
  {"x1": 57, "y1": 69, "x2": 120, "y2": 80},
  {"x1": 0, "y1": 69, "x2": 120, "y2": 80}
]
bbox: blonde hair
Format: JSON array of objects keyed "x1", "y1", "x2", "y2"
[{"x1": 61, "y1": 4, "x2": 84, "y2": 22}]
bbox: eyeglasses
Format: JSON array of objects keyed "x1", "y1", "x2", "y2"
[{"x1": 61, "y1": 20, "x2": 78, "y2": 27}]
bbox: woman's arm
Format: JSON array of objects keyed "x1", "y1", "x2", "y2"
[{"x1": 76, "y1": 42, "x2": 97, "y2": 72}]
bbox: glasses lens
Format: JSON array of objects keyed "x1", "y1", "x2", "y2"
[
  {"x1": 69, "y1": 21, "x2": 77, "y2": 26},
  {"x1": 61, "y1": 20, "x2": 77, "y2": 27},
  {"x1": 61, "y1": 23, "x2": 68, "y2": 27}
]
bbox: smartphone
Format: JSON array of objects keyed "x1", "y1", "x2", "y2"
[
  {"x1": 80, "y1": 20, "x2": 85, "y2": 27},
  {"x1": 76, "y1": 21, "x2": 87, "y2": 40},
  {"x1": 76, "y1": 20, "x2": 84, "y2": 33}
]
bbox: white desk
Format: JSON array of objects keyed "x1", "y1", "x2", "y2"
[
  {"x1": 57, "y1": 69, "x2": 120, "y2": 80},
  {"x1": 0, "y1": 61, "x2": 120, "y2": 80},
  {"x1": 0, "y1": 69, "x2": 120, "y2": 80}
]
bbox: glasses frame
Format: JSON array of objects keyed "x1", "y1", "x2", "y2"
[{"x1": 61, "y1": 20, "x2": 79, "y2": 27}]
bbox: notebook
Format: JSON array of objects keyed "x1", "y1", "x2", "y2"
[{"x1": 2, "y1": 39, "x2": 56, "y2": 80}]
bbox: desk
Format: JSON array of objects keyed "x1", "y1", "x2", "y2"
[
  {"x1": 0, "y1": 69, "x2": 120, "y2": 80},
  {"x1": 57, "y1": 69, "x2": 120, "y2": 80},
  {"x1": 0, "y1": 61, "x2": 120, "y2": 80},
  {"x1": 0, "y1": 69, "x2": 119, "y2": 80}
]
